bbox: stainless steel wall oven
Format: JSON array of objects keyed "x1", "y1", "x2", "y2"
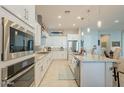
[
  {"x1": 1, "y1": 17, "x2": 34, "y2": 61},
  {"x1": 1, "y1": 57, "x2": 34, "y2": 87}
]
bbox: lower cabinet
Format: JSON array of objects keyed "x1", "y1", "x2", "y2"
[
  {"x1": 80, "y1": 62, "x2": 114, "y2": 87},
  {"x1": 35, "y1": 52, "x2": 53, "y2": 86},
  {"x1": 53, "y1": 51, "x2": 67, "y2": 60}
]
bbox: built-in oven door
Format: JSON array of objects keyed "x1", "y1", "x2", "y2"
[{"x1": 7, "y1": 65, "x2": 34, "y2": 87}]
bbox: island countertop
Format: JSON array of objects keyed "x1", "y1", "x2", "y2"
[{"x1": 73, "y1": 54, "x2": 119, "y2": 63}]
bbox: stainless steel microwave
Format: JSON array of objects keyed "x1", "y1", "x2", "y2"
[{"x1": 1, "y1": 17, "x2": 34, "y2": 61}]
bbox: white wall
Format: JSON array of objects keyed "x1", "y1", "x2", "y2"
[{"x1": 46, "y1": 35, "x2": 67, "y2": 48}]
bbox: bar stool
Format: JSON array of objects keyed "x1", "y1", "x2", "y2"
[
  {"x1": 116, "y1": 58, "x2": 124, "y2": 87},
  {"x1": 112, "y1": 48, "x2": 121, "y2": 82},
  {"x1": 117, "y1": 71, "x2": 124, "y2": 87}
]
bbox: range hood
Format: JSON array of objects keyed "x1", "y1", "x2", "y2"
[{"x1": 50, "y1": 31, "x2": 63, "y2": 35}]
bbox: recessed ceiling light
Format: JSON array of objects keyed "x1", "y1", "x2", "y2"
[
  {"x1": 73, "y1": 24, "x2": 76, "y2": 26},
  {"x1": 58, "y1": 16, "x2": 62, "y2": 19},
  {"x1": 87, "y1": 28, "x2": 90, "y2": 33},
  {"x1": 114, "y1": 20, "x2": 119, "y2": 23},
  {"x1": 97, "y1": 20, "x2": 102, "y2": 28},
  {"x1": 82, "y1": 32, "x2": 84, "y2": 36},
  {"x1": 58, "y1": 24, "x2": 61, "y2": 26},
  {"x1": 77, "y1": 16, "x2": 81, "y2": 19}
]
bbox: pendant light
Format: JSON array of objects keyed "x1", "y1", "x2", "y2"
[
  {"x1": 87, "y1": 27, "x2": 90, "y2": 33},
  {"x1": 87, "y1": 9, "x2": 90, "y2": 33},
  {"x1": 82, "y1": 32, "x2": 84, "y2": 36},
  {"x1": 97, "y1": 6, "x2": 102, "y2": 28}
]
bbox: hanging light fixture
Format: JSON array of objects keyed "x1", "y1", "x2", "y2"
[
  {"x1": 87, "y1": 9, "x2": 91, "y2": 33},
  {"x1": 82, "y1": 32, "x2": 84, "y2": 36},
  {"x1": 87, "y1": 27, "x2": 90, "y2": 33},
  {"x1": 97, "y1": 20, "x2": 102, "y2": 28},
  {"x1": 97, "y1": 6, "x2": 102, "y2": 28}
]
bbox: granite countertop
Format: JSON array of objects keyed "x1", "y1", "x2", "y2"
[
  {"x1": 73, "y1": 54, "x2": 119, "y2": 63},
  {"x1": 35, "y1": 51, "x2": 51, "y2": 62}
]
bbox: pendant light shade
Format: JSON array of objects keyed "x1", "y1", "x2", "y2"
[
  {"x1": 97, "y1": 6, "x2": 102, "y2": 28},
  {"x1": 82, "y1": 32, "x2": 84, "y2": 36},
  {"x1": 97, "y1": 20, "x2": 102, "y2": 28},
  {"x1": 87, "y1": 28, "x2": 90, "y2": 32}
]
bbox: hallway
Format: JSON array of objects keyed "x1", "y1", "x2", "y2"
[{"x1": 39, "y1": 59, "x2": 78, "y2": 87}]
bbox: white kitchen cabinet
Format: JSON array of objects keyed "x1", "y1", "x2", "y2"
[
  {"x1": 81, "y1": 62, "x2": 105, "y2": 87},
  {"x1": 80, "y1": 62, "x2": 113, "y2": 87},
  {"x1": 105, "y1": 63, "x2": 113, "y2": 87},
  {"x1": 2, "y1": 5, "x2": 35, "y2": 27},
  {"x1": 35, "y1": 62, "x2": 44, "y2": 87},
  {"x1": 35, "y1": 22, "x2": 41, "y2": 46},
  {"x1": 53, "y1": 51, "x2": 67, "y2": 60},
  {"x1": 35, "y1": 52, "x2": 53, "y2": 86}
]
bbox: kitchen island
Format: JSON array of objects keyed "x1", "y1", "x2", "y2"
[{"x1": 71, "y1": 54, "x2": 118, "y2": 87}]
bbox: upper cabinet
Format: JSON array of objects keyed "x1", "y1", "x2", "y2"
[
  {"x1": 35, "y1": 22, "x2": 41, "y2": 46},
  {"x1": 2, "y1": 5, "x2": 36, "y2": 27}
]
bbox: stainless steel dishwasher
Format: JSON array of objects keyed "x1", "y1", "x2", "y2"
[{"x1": 74, "y1": 58, "x2": 80, "y2": 87}]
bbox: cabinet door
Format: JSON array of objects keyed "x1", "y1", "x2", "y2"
[
  {"x1": 81, "y1": 63, "x2": 105, "y2": 87},
  {"x1": 35, "y1": 22, "x2": 41, "y2": 46},
  {"x1": 35, "y1": 62, "x2": 42, "y2": 86},
  {"x1": 26, "y1": 5, "x2": 35, "y2": 26},
  {"x1": 3, "y1": 5, "x2": 24, "y2": 19},
  {"x1": 2, "y1": 5, "x2": 35, "y2": 27},
  {"x1": 105, "y1": 63, "x2": 113, "y2": 87},
  {"x1": 35, "y1": 61, "x2": 44, "y2": 86}
]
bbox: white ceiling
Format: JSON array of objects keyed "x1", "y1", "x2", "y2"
[{"x1": 36, "y1": 5, "x2": 124, "y2": 32}]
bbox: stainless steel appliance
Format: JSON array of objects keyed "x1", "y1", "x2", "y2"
[
  {"x1": 74, "y1": 58, "x2": 80, "y2": 87},
  {"x1": 1, "y1": 57, "x2": 34, "y2": 87},
  {"x1": 1, "y1": 17, "x2": 34, "y2": 61}
]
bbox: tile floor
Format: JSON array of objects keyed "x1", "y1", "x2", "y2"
[
  {"x1": 39, "y1": 59, "x2": 124, "y2": 87},
  {"x1": 39, "y1": 59, "x2": 78, "y2": 87}
]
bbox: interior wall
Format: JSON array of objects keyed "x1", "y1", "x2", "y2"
[
  {"x1": 81, "y1": 30, "x2": 99, "y2": 52},
  {"x1": 98, "y1": 30, "x2": 122, "y2": 50},
  {"x1": 46, "y1": 35, "x2": 67, "y2": 48}
]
